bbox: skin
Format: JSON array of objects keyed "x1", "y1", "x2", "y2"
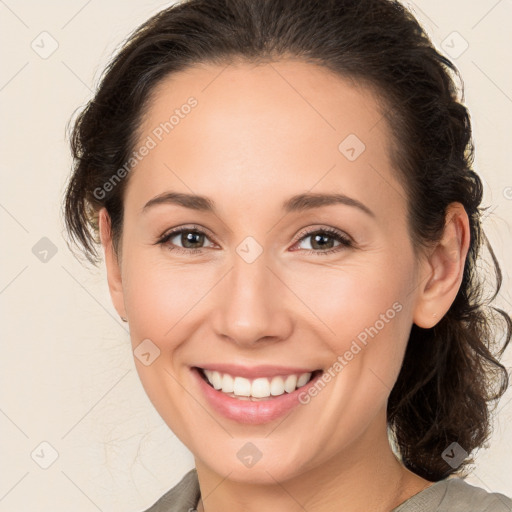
[{"x1": 98, "y1": 60, "x2": 470, "y2": 511}]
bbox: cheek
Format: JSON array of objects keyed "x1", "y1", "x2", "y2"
[
  {"x1": 283, "y1": 260, "x2": 406, "y2": 337},
  {"x1": 282, "y1": 255, "x2": 413, "y2": 388},
  {"x1": 121, "y1": 257, "x2": 208, "y2": 434},
  {"x1": 123, "y1": 254, "x2": 213, "y2": 342}
]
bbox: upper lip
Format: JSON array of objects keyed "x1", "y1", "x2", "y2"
[{"x1": 194, "y1": 364, "x2": 321, "y2": 379}]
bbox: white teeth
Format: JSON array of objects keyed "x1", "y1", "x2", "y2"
[
  {"x1": 202, "y1": 369, "x2": 313, "y2": 398},
  {"x1": 233, "y1": 376, "x2": 252, "y2": 396},
  {"x1": 251, "y1": 378, "x2": 271, "y2": 398},
  {"x1": 221, "y1": 373, "x2": 234, "y2": 393},
  {"x1": 284, "y1": 374, "x2": 298, "y2": 393},
  {"x1": 297, "y1": 373, "x2": 311, "y2": 387},
  {"x1": 270, "y1": 376, "x2": 285, "y2": 396},
  {"x1": 211, "y1": 371, "x2": 222, "y2": 390}
]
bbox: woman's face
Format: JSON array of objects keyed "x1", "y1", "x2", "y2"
[{"x1": 105, "y1": 60, "x2": 429, "y2": 482}]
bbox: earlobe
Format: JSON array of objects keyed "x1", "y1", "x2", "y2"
[
  {"x1": 412, "y1": 203, "x2": 470, "y2": 329},
  {"x1": 98, "y1": 208, "x2": 127, "y2": 320}
]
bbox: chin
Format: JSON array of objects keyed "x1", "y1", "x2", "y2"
[{"x1": 196, "y1": 445, "x2": 314, "y2": 485}]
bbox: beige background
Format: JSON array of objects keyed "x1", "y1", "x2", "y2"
[{"x1": 1, "y1": 0, "x2": 511, "y2": 510}]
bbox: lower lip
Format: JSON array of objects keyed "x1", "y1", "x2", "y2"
[{"x1": 191, "y1": 367, "x2": 323, "y2": 425}]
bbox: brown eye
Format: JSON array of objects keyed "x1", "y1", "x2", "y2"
[
  {"x1": 176, "y1": 230, "x2": 206, "y2": 249},
  {"x1": 308, "y1": 232, "x2": 337, "y2": 250},
  {"x1": 156, "y1": 225, "x2": 217, "y2": 254},
  {"x1": 293, "y1": 228, "x2": 353, "y2": 255}
]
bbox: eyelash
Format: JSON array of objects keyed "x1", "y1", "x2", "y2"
[{"x1": 155, "y1": 225, "x2": 353, "y2": 256}]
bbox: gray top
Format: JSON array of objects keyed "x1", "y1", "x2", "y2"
[{"x1": 141, "y1": 468, "x2": 512, "y2": 512}]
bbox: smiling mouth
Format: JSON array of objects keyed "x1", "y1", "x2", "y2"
[{"x1": 195, "y1": 367, "x2": 323, "y2": 401}]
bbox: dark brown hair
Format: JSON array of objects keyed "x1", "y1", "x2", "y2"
[{"x1": 62, "y1": 0, "x2": 511, "y2": 481}]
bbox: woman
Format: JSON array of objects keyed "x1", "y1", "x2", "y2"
[{"x1": 62, "y1": 0, "x2": 512, "y2": 510}]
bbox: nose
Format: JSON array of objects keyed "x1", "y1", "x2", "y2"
[{"x1": 211, "y1": 252, "x2": 294, "y2": 348}]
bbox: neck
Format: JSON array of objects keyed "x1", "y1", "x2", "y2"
[{"x1": 194, "y1": 411, "x2": 431, "y2": 512}]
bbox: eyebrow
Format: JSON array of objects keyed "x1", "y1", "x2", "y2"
[{"x1": 142, "y1": 191, "x2": 375, "y2": 217}]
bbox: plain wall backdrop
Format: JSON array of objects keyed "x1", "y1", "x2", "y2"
[{"x1": 1, "y1": 0, "x2": 511, "y2": 510}]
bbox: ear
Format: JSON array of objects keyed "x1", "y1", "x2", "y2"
[
  {"x1": 412, "y1": 202, "x2": 470, "y2": 328},
  {"x1": 98, "y1": 208, "x2": 127, "y2": 320}
]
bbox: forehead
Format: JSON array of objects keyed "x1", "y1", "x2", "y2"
[
  {"x1": 139, "y1": 59, "x2": 390, "y2": 149},
  {"x1": 127, "y1": 59, "x2": 404, "y2": 220}
]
